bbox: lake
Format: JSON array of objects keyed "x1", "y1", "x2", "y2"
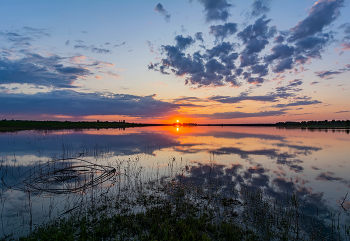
[{"x1": 1, "y1": 126, "x2": 350, "y2": 239}]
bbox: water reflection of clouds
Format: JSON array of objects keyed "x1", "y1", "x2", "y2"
[
  {"x1": 191, "y1": 130, "x2": 286, "y2": 141},
  {"x1": 178, "y1": 162, "x2": 331, "y2": 217},
  {"x1": 316, "y1": 172, "x2": 350, "y2": 188}
]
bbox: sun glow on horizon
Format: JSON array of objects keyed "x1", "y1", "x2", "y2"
[{"x1": 176, "y1": 120, "x2": 179, "y2": 123}]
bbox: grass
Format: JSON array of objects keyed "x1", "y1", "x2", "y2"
[
  {"x1": 19, "y1": 200, "x2": 258, "y2": 241},
  {"x1": 11, "y1": 174, "x2": 350, "y2": 241}
]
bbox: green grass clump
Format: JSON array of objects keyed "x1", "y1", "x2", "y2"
[{"x1": 19, "y1": 201, "x2": 257, "y2": 241}]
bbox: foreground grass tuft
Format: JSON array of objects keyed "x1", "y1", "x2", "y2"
[{"x1": 19, "y1": 201, "x2": 257, "y2": 241}]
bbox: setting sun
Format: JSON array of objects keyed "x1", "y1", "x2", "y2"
[{"x1": 176, "y1": 120, "x2": 179, "y2": 123}]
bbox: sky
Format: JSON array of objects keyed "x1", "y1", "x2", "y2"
[{"x1": 0, "y1": 0, "x2": 350, "y2": 124}]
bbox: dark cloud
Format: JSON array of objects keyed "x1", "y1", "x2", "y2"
[
  {"x1": 244, "y1": 38, "x2": 269, "y2": 55},
  {"x1": 274, "y1": 35, "x2": 285, "y2": 43},
  {"x1": 195, "y1": 32, "x2": 204, "y2": 42},
  {"x1": 246, "y1": 76, "x2": 265, "y2": 84},
  {"x1": 153, "y1": 39, "x2": 239, "y2": 87},
  {"x1": 294, "y1": 35, "x2": 330, "y2": 59},
  {"x1": 65, "y1": 40, "x2": 70, "y2": 45},
  {"x1": 237, "y1": 15, "x2": 276, "y2": 71},
  {"x1": 334, "y1": 110, "x2": 349, "y2": 113},
  {"x1": 206, "y1": 41, "x2": 236, "y2": 58},
  {"x1": 197, "y1": 0, "x2": 234, "y2": 22},
  {"x1": 250, "y1": 0, "x2": 271, "y2": 17},
  {"x1": 74, "y1": 45, "x2": 112, "y2": 54},
  {"x1": 209, "y1": 23, "x2": 238, "y2": 42},
  {"x1": 274, "y1": 99, "x2": 322, "y2": 108},
  {"x1": 114, "y1": 42, "x2": 126, "y2": 47},
  {"x1": 154, "y1": 3, "x2": 171, "y2": 22},
  {"x1": 209, "y1": 90, "x2": 293, "y2": 104},
  {"x1": 0, "y1": 53, "x2": 92, "y2": 88},
  {"x1": 239, "y1": 53, "x2": 259, "y2": 68},
  {"x1": 250, "y1": 64, "x2": 268, "y2": 76},
  {"x1": 287, "y1": 78, "x2": 303, "y2": 87},
  {"x1": 314, "y1": 70, "x2": 342, "y2": 79},
  {"x1": 195, "y1": 110, "x2": 286, "y2": 119},
  {"x1": 174, "y1": 35, "x2": 195, "y2": 50},
  {"x1": 288, "y1": 0, "x2": 344, "y2": 42},
  {"x1": 237, "y1": 15, "x2": 275, "y2": 44},
  {"x1": 173, "y1": 96, "x2": 203, "y2": 102},
  {"x1": 272, "y1": 57, "x2": 294, "y2": 73},
  {"x1": 150, "y1": 1, "x2": 344, "y2": 89},
  {"x1": 0, "y1": 27, "x2": 50, "y2": 46},
  {"x1": 0, "y1": 90, "x2": 181, "y2": 118},
  {"x1": 265, "y1": 44, "x2": 294, "y2": 62}
]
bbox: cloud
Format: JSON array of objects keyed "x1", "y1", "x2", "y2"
[
  {"x1": 154, "y1": 3, "x2": 171, "y2": 22},
  {"x1": 0, "y1": 90, "x2": 181, "y2": 118},
  {"x1": 0, "y1": 27, "x2": 50, "y2": 46},
  {"x1": 334, "y1": 110, "x2": 349, "y2": 113},
  {"x1": 238, "y1": 15, "x2": 276, "y2": 69},
  {"x1": 0, "y1": 53, "x2": 92, "y2": 88},
  {"x1": 150, "y1": 1, "x2": 345, "y2": 89},
  {"x1": 74, "y1": 45, "x2": 112, "y2": 54},
  {"x1": 274, "y1": 99, "x2": 322, "y2": 108},
  {"x1": 209, "y1": 23, "x2": 238, "y2": 42},
  {"x1": 265, "y1": 44, "x2": 294, "y2": 62},
  {"x1": 288, "y1": 0, "x2": 344, "y2": 42},
  {"x1": 246, "y1": 76, "x2": 265, "y2": 84},
  {"x1": 114, "y1": 42, "x2": 126, "y2": 47},
  {"x1": 237, "y1": 15, "x2": 275, "y2": 44},
  {"x1": 174, "y1": 35, "x2": 195, "y2": 50},
  {"x1": 339, "y1": 22, "x2": 350, "y2": 35},
  {"x1": 272, "y1": 57, "x2": 294, "y2": 73},
  {"x1": 209, "y1": 90, "x2": 292, "y2": 104},
  {"x1": 195, "y1": 110, "x2": 286, "y2": 119},
  {"x1": 65, "y1": 40, "x2": 70, "y2": 45},
  {"x1": 274, "y1": 35, "x2": 285, "y2": 43},
  {"x1": 250, "y1": 0, "x2": 271, "y2": 17},
  {"x1": 173, "y1": 96, "x2": 203, "y2": 102},
  {"x1": 195, "y1": 32, "x2": 204, "y2": 42},
  {"x1": 197, "y1": 0, "x2": 233, "y2": 22},
  {"x1": 154, "y1": 40, "x2": 240, "y2": 87},
  {"x1": 314, "y1": 70, "x2": 342, "y2": 79}
]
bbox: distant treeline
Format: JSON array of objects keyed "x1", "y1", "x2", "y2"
[
  {"x1": 0, "y1": 119, "x2": 167, "y2": 132},
  {"x1": 276, "y1": 119, "x2": 350, "y2": 127}
]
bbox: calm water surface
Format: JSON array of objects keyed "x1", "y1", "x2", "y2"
[{"x1": 0, "y1": 126, "x2": 349, "y2": 238}]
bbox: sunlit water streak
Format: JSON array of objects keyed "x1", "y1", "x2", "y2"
[{"x1": 0, "y1": 126, "x2": 349, "y2": 239}]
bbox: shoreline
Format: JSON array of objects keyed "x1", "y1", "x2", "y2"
[{"x1": 1, "y1": 120, "x2": 349, "y2": 132}]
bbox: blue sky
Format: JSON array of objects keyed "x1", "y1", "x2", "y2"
[{"x1": 0, "y1": 0, "x2": 350, "y2": 123}]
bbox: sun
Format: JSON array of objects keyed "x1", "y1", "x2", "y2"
[{"x1": 176, "y1": 120, "x2": 179, "y2": 123}]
